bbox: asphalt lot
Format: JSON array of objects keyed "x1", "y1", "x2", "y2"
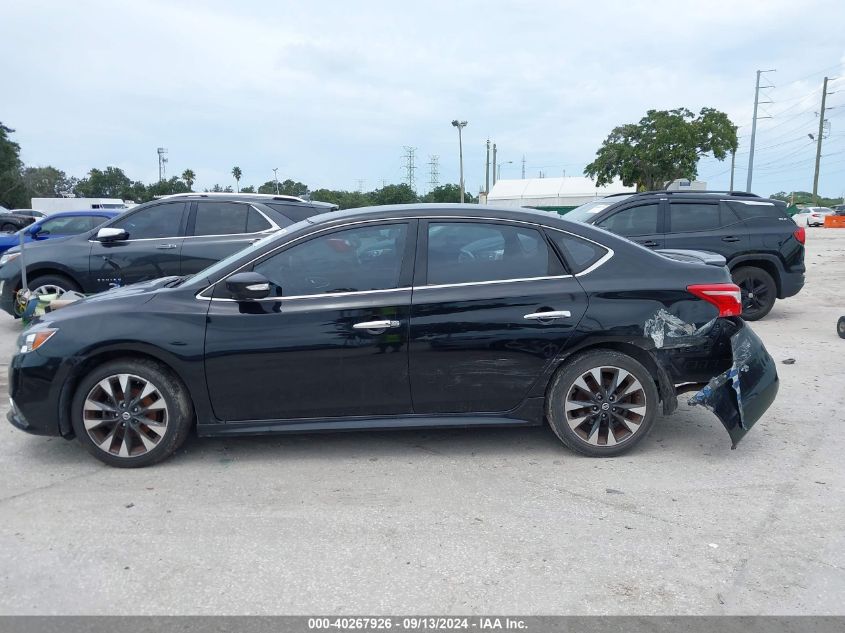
[{"x1": 0, "y1": 229, "x2": 843, "y2": 615}]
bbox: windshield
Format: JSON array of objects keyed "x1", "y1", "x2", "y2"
[
  {"x1": 182, "y1": 223, "x2": 303, "y2": 286},
  {"x1": 565, "y1": 196, "x2": 631, "y2": 223}
]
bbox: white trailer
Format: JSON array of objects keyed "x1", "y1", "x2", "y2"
[{"x1": 31, "y1": 197, "x2": 128, "y2": 214}]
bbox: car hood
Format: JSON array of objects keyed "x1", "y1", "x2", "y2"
[{"x1": 83, "y1": 276, "x2": 182, "y2": 303}]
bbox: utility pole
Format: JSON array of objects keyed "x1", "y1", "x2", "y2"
[
  {"x1": 485, "y1": 140, "x2": 490, "y2": 194},
  {"x1": 402, "y1": 146, "x2": 417, "y2": 191},
  {"x1": 521, "y1": 155, "x2": 526, "y2": 179},
  {"x1": 427, "y1": 155, "x2": 440, "y2": 192},
  {"x1": 272, "y1": 168, "x2": 280, "y2": 194},
  {"x1": 451, "y1": 120, "x2": 467, "y2": 203},
  {"x1": 812, "y1": 76, "x2": 830, "y2": 205},
  {"x1": 157, "y1": 147, "x2": 168, "y2": 182},
  {"x1": 491, "y1": 143, "x2": 497, "y2": 186},
  {"x1": 729, "y1": 148, "x2": 736, "y2": 191},
  {"x1": 746, "y1": 69, "x2": 775, "y2": 193}
]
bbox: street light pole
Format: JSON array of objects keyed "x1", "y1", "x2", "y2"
[
  {"x1": 451, "y1": 120, "x2": 468, "y2": 203},
  {"x1": 272, "y1": 168, "x2": 280, "y2": 195}
]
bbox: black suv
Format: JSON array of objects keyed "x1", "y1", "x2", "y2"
[
  {"x1": 566, "y1": 191, "x2": 805, "y2": 320},
  {"x1": 0, "y1": 193, "x2": 337, "y2": 316}
]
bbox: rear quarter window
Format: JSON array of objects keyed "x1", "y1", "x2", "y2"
[
  {"x1": 728, "y1": 200, "x2": 789, "y2": 222},
  {"x1": 265, "y1": 203, "x2": 320, "y2": 223},
  {"x1": 547, "y1": 230, "x2": 609, "y2": 274}
]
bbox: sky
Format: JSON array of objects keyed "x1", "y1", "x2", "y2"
[{"x1": 2, "y1": 0, "x2": 845, "y2": 199}]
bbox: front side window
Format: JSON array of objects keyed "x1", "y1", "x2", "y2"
[
  {"x1": 39, "y1": 216, "x2": 106, "y2": 235},
  {"x1": 597, "y1": 203, "x2": 659, "y2": 237},
  {"x1": 112, "y1": 202, "x2": 185, "y2": 240},
  {"x1": 254, "y1": 223, "x2": 408, "y2": 296},
  {"x1": 669, "y1": 203, "x2": 722, "y2": 232},
  {"x1": 426, "y1": 222, "x2": 550, "y2": 285}
]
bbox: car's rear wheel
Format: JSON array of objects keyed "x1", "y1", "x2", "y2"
[
  {"x1": 1, "y1": 223, "x2": 18, "y2": 232},
  {"x1": 838, "y1": 317, "x2": 845, "y2": 339},
  {"x1": 71, "y1": 358, "x2": 193, "y2": 467},
  {"x1": 546, "y1": 350, "x2": 659, "y2": 457},
  {"x1": 732, "y1": 266, "x2": 776, "y2": 321}
]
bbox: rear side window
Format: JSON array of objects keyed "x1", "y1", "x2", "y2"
[
  {"x1": 548, "y1": 231, "x2": 608, "y2": 274},
  {"x1": 426, "y1": 222, "x2": 550, "y2": 285},
  {"x1": 597, "y1": 203, "x2": 658, "y2": 236},
  {"x1": 728, "y1": 200, "x2": 788, "y2": 221},
  {"x1": 265, "y1": 203, "x2": 319, "y2": 223},
  {"x1": 668, "y1": 202, "x2": 724, "y2": 232},
  {"x1": 194, "y1": 202, "x2": 251, "y2": 236}
]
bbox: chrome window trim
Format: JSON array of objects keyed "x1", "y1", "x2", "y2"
[
  {"x1": 545, "y1": 226, "x2": 614, "y2": 276},
  {"x1": 89, "y1": 204, "x2": 279, "y2": 243},
  {"x1": 198, "y1": 286, "x2": 412, "y2": 302},
  {"x1": 196, "y1": 214, "x2": 614, "y2": 301}
]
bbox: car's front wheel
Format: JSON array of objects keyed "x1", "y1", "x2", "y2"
[
  {"x1": 70, "y1": 358, "x2": 193, "y2": 467},
  {"x1": 546, "y1": 350, "x2": 659, "y2": 457}
]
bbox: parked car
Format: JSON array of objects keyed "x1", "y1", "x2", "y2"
[
  {"x1": 0, "y1": 209, "x2": 40, "y2": 233},
  {"x1": 792, "y1": 206, "x2": 835, "y2": 227},
  {"x1": 565, "y1": 191, "x2": 805, "y2": 320},
  {"x1": 0, "y1": 210, "x2": 118, "y2": 255},
  {"x1": 0, "y1": 192, "x2": 337, "y2": 315},
  {"x1": 7, "y1": 203, "x2": 779, "y2": 467}
]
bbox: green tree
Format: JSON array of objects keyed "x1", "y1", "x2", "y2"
[
  {"x1": 240, "y1": 185, "x2": 256, "y2": 193},
  {"x1": 770, "y1": 191, "x2": 843, "y2": 209},
  {"x1": 369, "y1": 183, "x2": 418, "y2": 206},
  {"x1": 74, "y1": 166, "x2": 133, "y2": 198},
  {"x1": 146, "y1": 176, "x2": 190, "y2": 198},
  {"x1": 21, "y1": 166, "x2": 77, "y2": 199},
  {"x1": 232, "y1": 166, "x2": 242, "y2": 193},
  {"x1": 585, "y1": 107, "x2": 738, "y2": 191},
  {"x1": 0, "y1": 122, "x2": 26, "y2": 208},
  {"x1": 311, "y1": 188, "x2": 372, "y2": 209},
  {"x1": 181, "y1": 169, "x2": 196, "y2": 191},
  {"x1": 257, "y1": 178, "x2": 309, "y2": 196},
  {"x1": 421, "y1": 183, "x2": 476, "y2": 204}
]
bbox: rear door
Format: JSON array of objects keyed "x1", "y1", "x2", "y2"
[
  {"x1": 179, "y1": 201, "x2": 278, "y2": 275},
  {"x1": 408, "y1": 219, "x2": 589, "y2": 414},
  {"x1": 594, "y1": 200, "x2": 664, "y2": 249},
  {"x1": 88, "y1": 201, "x2": 187, "y2": 291},
  {"x1": 663, "y1": 200, "x2": 749, "y2": 258}
]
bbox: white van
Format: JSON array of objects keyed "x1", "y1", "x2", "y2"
[{"x1": 31, "y1": 197, "x2": 129, "y2": 214}]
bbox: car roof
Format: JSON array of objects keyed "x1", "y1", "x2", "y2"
[
  {"x1": 38, "y1": 210, "x2": 119, "y2": 218},
  {"x1": 302, "y1": 203, "x2": 566, "y2": 227}
]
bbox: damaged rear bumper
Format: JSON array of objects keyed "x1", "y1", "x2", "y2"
[{"x1": 687, "y1": 320, "x2": 779, "y2": 447}]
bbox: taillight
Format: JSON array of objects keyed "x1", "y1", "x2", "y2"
[
  {"x1": 793, "y1": 226, "x2": 806, "y2": 244},
  {"x1": 687, "y1": 283, "x2": 743, "y2": 317}
]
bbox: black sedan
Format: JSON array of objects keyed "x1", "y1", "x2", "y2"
[{"x1": 7, "y1": 204, "x2": 779, "y2": 467}]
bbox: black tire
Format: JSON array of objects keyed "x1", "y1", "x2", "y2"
[
  {"x1": 732, "y1": 266, "x2": 776, "y2": 321},
  {"x1": 838, "y1": 317, "x2": 845, "y2": 339},
  {"x1": 71, "y1": 358, "x2": 193, "y2": 468},
  {"x1": 1, "y1": 223, "x2": 17, "y2": 232},
  {"x1": 546, "y1": 350, "x2": 659, "y2": 457}
]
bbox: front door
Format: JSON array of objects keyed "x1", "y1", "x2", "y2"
[
  {"x1": 594, "y1": 200, "x2": 664, "y2": 249},
  {"x1": 409, "y1": 220, "x2": 589, "y2": 414},
  {"x1": 204, "y1": 221, "x2": 415, "y2": 422},
  {"x1": 88, "y1": 201, "x2": 187, "y2": 291}
]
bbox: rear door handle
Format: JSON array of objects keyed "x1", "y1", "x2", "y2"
[
  {"x1": 524, "y1": 310, "x2": 571, "y2": 321},
  {"x1": 353, "y1": 320, "x2": 401, "y2": 331},
  {"x1": 722, "y1": 236, "x2": 741, "y2": 242},
  {"x1": 156, "y1": 243, "x2": 179, "y2": 250},
  {"x1": 639, "y1": 240, "x2": 658, "y2": 248}
]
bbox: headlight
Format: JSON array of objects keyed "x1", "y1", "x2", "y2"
[
  {"x1": 0, "y1": 252, "x2": 20, "y2": 266},
  {"x1": 19, "y1": 328, "x2": 58, "y2": 354}
]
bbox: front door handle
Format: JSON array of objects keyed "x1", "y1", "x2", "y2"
[
  {"x1": 353, "y1": 320, "x2": 401, "y2": 331},
  {"x1": 524, "y1": 310, "x2": 571, "y2": 321},
  {"x1": 721, "y1": 236, "x2": 741, "y2": 242},
  {"x1": 156, "y1": 243, "x2": 179, "y2": 250},
  {"x1": 639, "y1": 240, "x2": 658, "y2": 248}
]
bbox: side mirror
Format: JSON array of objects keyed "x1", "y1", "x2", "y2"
[
  {"x1": 27, "y1": 225, "x2": 42, "y2": 236},
  {"x1": 96, "y1": 227, "x2": 128, "y2": 242},
  {"x1": 225, "y1": 272, "x2": 272, "y2": 300}
]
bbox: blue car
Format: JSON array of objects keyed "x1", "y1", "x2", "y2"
[{"x1": 0, "y1": 210, "x2": 119, "y2": 254}]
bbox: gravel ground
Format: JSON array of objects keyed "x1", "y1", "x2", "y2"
[{"x1": 0, "y1": 228, "x2": 843, "y2": 615}]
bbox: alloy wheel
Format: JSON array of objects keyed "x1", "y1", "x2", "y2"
[
  {"x1": 738, "y1": 276, "x2": 771, "y2": 316},
  {"x1": 564, "y1": 366, "x2": 647, "y2": 447},
  {"x1": 32, "y1": 284, "x2": 67, "y2": 298},
  {"x1": 82, "y1": 373, "x2": 169, "y2": 458}
]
